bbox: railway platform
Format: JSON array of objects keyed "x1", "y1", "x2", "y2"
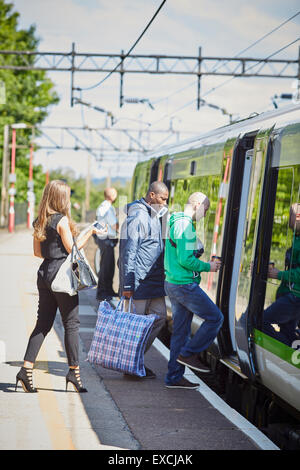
[{"x1": 0, "y1": 228, "x2": 279, "y2": 452}]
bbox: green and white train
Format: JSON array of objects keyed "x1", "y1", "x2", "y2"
[{"x1": 131, "y1": 103, "x2": 300, "y2": 448}]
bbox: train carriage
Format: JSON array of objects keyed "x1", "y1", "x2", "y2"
[{"x1": 130, "y1": 104, "x2": 300, "y2": 434}]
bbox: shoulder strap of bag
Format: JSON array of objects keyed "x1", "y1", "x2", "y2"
[
  {"x1": 71, "y1": 236, "x2": 85, "y2": 262},
  {"x1": 115, "y1": 297, "x2": 136, "y2": 314}
]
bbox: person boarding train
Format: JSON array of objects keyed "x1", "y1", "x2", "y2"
[{"x1": 164, "y1": 192, "x2": 224, "y2": 389}]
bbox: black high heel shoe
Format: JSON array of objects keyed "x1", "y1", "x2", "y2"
[
  {"x1": 66, "y1": 368, "x2": 87, "y2": 393},
  {"x1": 15, "y1": 367, "x2": 37, "y2": 393}
]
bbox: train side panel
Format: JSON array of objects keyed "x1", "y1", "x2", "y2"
[{"x1": 129, "y1": 105, "x2": 300, "y2": 417}]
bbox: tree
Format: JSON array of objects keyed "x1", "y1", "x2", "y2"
[{"x1": 0, "y1": 0, "x2": 59, "y2": 210}]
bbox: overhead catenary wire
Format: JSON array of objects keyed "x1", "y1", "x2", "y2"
[
  {"x1": 79, "y1": 0, "x2": 167, "y2": 92},
  {"x1": 75, "y1": 7, "x2": 299, "y2": 132},
  {"x1": 202, "y1": 36, "x2": 300, "y2": 99},
  {"x1": 152, "y1": 10, "x2": 300, "y2": 106},
  {"x1": 151, "y1": 36, "x2": 300, "y2": 127},
  {"x1": 208, "y1": 10, "x2": 300, "y2": 76}
]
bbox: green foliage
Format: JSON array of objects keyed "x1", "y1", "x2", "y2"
[{"x1": 0, "y1": 0, "x2": 59, "y2": 203}]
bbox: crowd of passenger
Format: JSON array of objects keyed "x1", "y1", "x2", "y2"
[{"x1": 15, "y1": 179, "x2": 300, "y2": 393}]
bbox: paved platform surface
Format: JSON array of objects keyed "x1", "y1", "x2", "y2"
[{"x1": 0, "y1": 228, "x2": 279, "y2": 451}]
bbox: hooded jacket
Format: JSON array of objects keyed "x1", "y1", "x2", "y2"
[
  {"x1": 164, "y1": 212, "x2": 211, "y2": 285},
  {"x1": 119, "y1": 198, "x2": 167, "y2": 299},
  {"x1": 277, "y1": 234, "x2": 300, "y2": 298}
]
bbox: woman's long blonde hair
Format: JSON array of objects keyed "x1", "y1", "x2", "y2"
[{"x1": 33, "y1": 180, "x2": 78, "y2": 241}]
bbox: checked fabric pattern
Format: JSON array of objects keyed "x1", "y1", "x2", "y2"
[{"x1": 87, "y1": 300, "x2": 157, "y2": 377}]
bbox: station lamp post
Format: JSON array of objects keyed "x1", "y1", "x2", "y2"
[
  {"x1": 27, "y1": 139, "x2": 35, "y2": 229},
  {"x1": 8, "y1": 126, "x2": 17, "y2": 233},
  {"x1": 45, "y1": 151, "x2": 54, "y2": 185},
  {"x1": 8, "y1": 123, "x2": 35, "y2": 233}
]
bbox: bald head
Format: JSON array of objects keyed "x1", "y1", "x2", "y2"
[
  {"x1": 147, "y1": 181, "x2": 168, "y2": 196},
  {"x1": 187, "y1": 192, "x2": 208, "y2": 206},
  {"x1": 290, "y1": 202, "x2": 300, "y2": 234},
  {"x1": 104, "y1": 187, "x2": 118, "y2": 203},
  {"x1": 185, "y1": 192, "x2": 210, "y2": 220},
  {"x1": 145, "y1": 180, "x2": 169, "y2": 209}
]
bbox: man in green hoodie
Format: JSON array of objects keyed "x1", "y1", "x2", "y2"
[{"x1": 164, "y1": 192, "x2": 223, "y2": 389}]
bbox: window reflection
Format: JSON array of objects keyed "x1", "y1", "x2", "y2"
[{"x1": 263, "y1": 167, "x2": 300, "y2": 347}]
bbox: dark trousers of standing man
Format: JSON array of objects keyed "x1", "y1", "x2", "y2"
[{"x1": 96, "y1": 238, "x2": 118, "y2": 300}]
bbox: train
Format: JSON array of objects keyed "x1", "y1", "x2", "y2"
[{"x1": 128, "y1": 103, "x2": 300, "y2": 448}]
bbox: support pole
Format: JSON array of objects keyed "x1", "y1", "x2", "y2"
[
  {"x1": 0, "y1": 124, "x2": 10, "y2": 227},
  {"x1": 197, "y1": 47, "x2": 202, "y2": 110},
  {"x1": 297, "y1": 45, "x2": 300, "y2": 103},
  {"x1": 70, "y1": 42, "x2": 76, "y2": 107},
  {"x1": 120, "y1": 50, "x2": 124, "y2": 107},
  {"x1": 8, "y1": 128, "x2": 16, "y2": 233},
  {"x1": 85, "y1": 152, "x2": 91, "y2": 214},
  {"x1": 27, "y1": 143, "x2": 34, "y2": 228}
]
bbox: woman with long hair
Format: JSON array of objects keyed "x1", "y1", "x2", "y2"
[{"x1": 16, "y1": 180, "x2": 105, "y2": 393}]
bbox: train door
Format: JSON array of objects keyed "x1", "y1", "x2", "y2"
[
  {"x1": 228, "y1": 149, "x2": 254, "y2": 351},
  {"x1": 217, "y1": 134, "x2": 256, "y2": 358},
  {"x1": 230, "y1": 128, "x2": 274, "y2": 377}
]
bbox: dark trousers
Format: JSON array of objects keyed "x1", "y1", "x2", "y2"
[
  {"x1": 164, "y1": 281, "x2": 223, "y2": 385},
  {"x1": 263, "y1": 292, "x2": 300, "y2": 346},
  {"x1": 96, "y1": 238, "x2": 117, "y2": 298},
  {"x1": 24, "y1": 276, "x2": 80, "y2": 367}
]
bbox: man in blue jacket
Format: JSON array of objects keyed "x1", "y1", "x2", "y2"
[{"x1": 119, "y1": 181, "x2": 169, "y2": 378}]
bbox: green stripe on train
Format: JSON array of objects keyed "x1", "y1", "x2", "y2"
[{"x1": 253, "y1": 329, "x2": 300, "y2": 370}]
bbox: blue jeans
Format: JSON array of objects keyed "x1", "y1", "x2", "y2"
[
  {"x1": 164, "y1": 281, "x2": 224, "y2": 385},
  {"x1": 263, "y1": 293, "x2": 300, "y2": 346}
]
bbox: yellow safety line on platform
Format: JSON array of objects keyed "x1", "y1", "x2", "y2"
[{"x1": 21, "y1": 284, "x2": 76, "y2": 451}]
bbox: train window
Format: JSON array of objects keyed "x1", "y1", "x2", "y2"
[
  {"x1": 265, "y1": 167, "x2": 294, "y2": 291},
  {"x1": 132, "y1": 160, "x2": 153, "y2": 200},
  {"x1": 263, "y1": 165, "x2": 300, "y2": 347}
]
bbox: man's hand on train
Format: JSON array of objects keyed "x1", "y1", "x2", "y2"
[{"x1": 209, "y1": 260, "x2": 221, "y2": 272}]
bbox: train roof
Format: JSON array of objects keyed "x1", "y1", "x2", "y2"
[{"x1": 141, "y1": 103, "x2": 300, "y2": 161}]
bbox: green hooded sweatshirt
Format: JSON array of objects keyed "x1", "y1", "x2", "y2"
[
  {"x1": 277, "y1": 234, "x2": 300, "y2": 298},
  {"x1": 164, "y1": 212, "x2": 211, "y2": 285}
]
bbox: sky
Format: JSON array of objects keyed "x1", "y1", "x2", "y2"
[{"x1": 10, "y1": 0, "x2": 300, "y2": 180}]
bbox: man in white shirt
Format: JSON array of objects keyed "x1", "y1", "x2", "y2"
[{"x1": 94, "y1": 187, "x2": 119, "y2": 300}]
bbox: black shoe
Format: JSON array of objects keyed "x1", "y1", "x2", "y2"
[
  {"x1": 66, "y1": 368, "x2": 88, "y2": 393},
  {"x1": 15, "y1": 367, "x2": 37, "y2": 393},
  {"x1": 165, "y1": 377, "x2": 200, "y2": 389},
  {"x1": 143, "y1": 366, "x2": 156, "y2": 379},
  {"x1": 176, "y1": 354, "x2": 210, "y2": 373}
]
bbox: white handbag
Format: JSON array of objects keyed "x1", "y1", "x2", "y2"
[
  {"x1": 51, "y1": 253, "x2": 77, "y2": 296},
  {"x1": 51, "y1": 239, "x2": 97, "y2": 296}
]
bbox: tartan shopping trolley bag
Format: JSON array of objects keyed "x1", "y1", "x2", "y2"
[{"x1": 87, "y1": 298, "x2": 157, "y2": 377}]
